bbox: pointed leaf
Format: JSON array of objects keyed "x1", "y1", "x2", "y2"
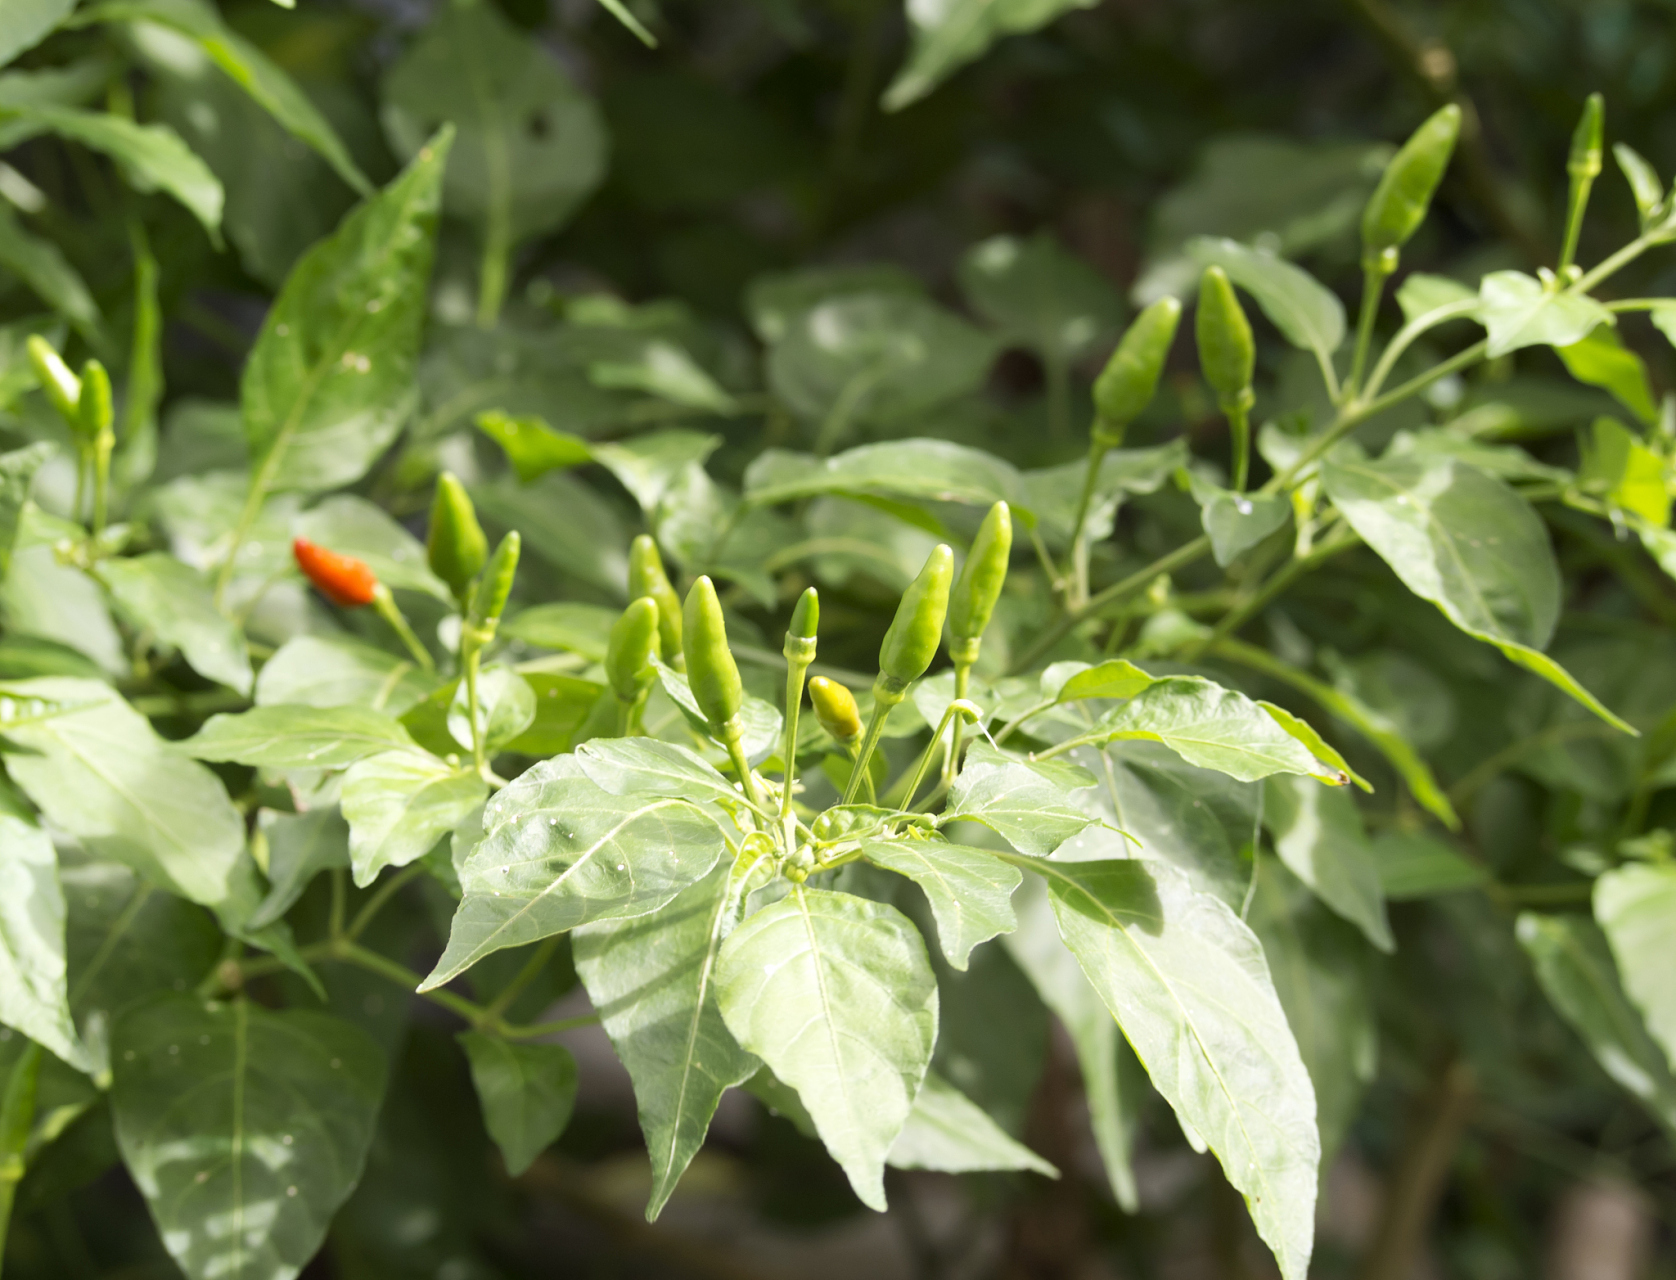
[
  {"x1": 1032, "y1": 855, "x2": 1319, "y2": 1280},
  {"x1": 111, "y1": 996, "x2": 386, "y2": 1280},
  {"x1": 573, "y1": 857, "x2": 763, "y2": 1219},
  {"x1": 715, "y1": 886, "x2": 938, "y2": 1211},
  {"x1": 424, "y1": 758, "x2": 729, "y2": 990},
  {"x1": 255, "y1": 634, "x2": 438, "y2": 715},
  {"x1": 100, "y1": 552, "x2": 254, "y2": 694},
  {"x1": 457, "y1": 1032, "x2": 577, "y2": 1176},
  {"x1": 1262, "y1": 776, "x2": 1392, "y2": 952},
  {"x1": 182, "y1": 704, "x2": 417, "y2": 769},
  {"x1": 0, "y1": 813, "x2": 92, "y2": 1071},
  {"x1": 1187, "y1": 237, "x2": 1345, "y2": 370},
  {"x1": 863, "y1": 837, "x2": 1020, "y2": 969},
  {"x1": 340, "y1": 748, "x2": 486, "y2": 886},
  {"x1": 942, "y1": 740, "x2": 1097, "y2": 856},
  {"x1": 1594, "y1": 862, "x2": 1676, "y2": 1074},
  {"x1": 882, "y1": 0, "x2": 1095, "y2": 111},
  {"x1": 1479, "y1": 270, "x2": 1613, "y2": 358},
  {"x1": 0, "y1": 0, "x2": 76, "y2": 66},
  {"x1": 887, "y1": 1069, "x2": 1057, "y2": 1176}
]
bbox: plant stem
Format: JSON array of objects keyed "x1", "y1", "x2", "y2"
[
  {"x1": 483, "y1": 935, "x2": 561, "y2": 1021},
  {"x1": 345, "y1": 863, "x2": 425, "y2": 943},
  {"x1": 1068, "y1": 440, "x2": 1109, "y2": 608},
  {"x1": 463, "y1": 645, "x2": 487, "y2": 777},
  {"x1": 842, "y1": 694, "x2": 897, "y2": 805},
  {"x1": 900, "y1": 699, "x2": 976, "y2": 810},
  {"x1": 725, "y1": 734, "x2": 767, "y2": 814},
  {"x1": 1011, "y1": 535, "x2": 1214, "y2": 674},
  {"x1": 1346, "y1": 260, "x2": 1390, "y2": 399},
  {"x1": 1227, "y1": 398, "x2": 1252, "y2": 492},
  {"x1": 944, "y1": 662, "x2": 972, "y2": 785},
  {"x1": 1361, "y1": 297, "x2": 1481, "y2": 401},
  {"x1": 373, "y1": 588, "x2": 434, "y2": 671},
  {"x1": 780, "y1": 656, "x2": 812, "y2": 825}
]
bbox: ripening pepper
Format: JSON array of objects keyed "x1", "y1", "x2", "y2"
[
  {"x1": 427, "y1": 472, "x2": 488, "y2": 604},
  {"x1": 606, "y1": 597, "x2": 660, "y2": 703},
  {"x1": 1196, "y1": 266, "x2": 1255, "y2": 412},
  {"x1": 1092, "y1": 297, "x2": 1181, "y2": 446},
  {"x1": 1360, "y1": 104, "x2": 1461, "y2": 271},
  {"x1": 878, "y1": 544, "x2": 953, "y2": 696},
  {"x1": 628, "y1": 535, "x2": 684, "y2": 663},
  {"x1": 948, "y1": 502, "x2": 1011, "y2": 667},
  {"x1": 682, "y1": 576, "x2": 744, "y2": 738},
  {"x1": 294, "y1": 537, "x2": 379, "y2": 607},
  {"x1": 809, "y1": 676, "x2": 862, "y2": 744},
  {"x1": 785, "y1": 586, "x2": 819, "y2": 664},
  {"x1": 26, "y1": 336, "x2": 80, "y2": 428}
]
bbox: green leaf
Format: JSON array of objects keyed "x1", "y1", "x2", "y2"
[
  {"x1": 248, "y1": 807, "x2": 349, "y2": 931},
  {"x1": 1035, "y1": 856, "x2": 1319, "y2": 1280},
  {"x1": 505, "y1": 673, "x2": 606, "y2": 757},
  {"x1": 1188, "y1": 473, "x2": 1291, "y2": 567},
  {"x1": 1, "y1": 546, "x2": 125, "y2": 676},
  {"x1": 573, "y1": 857, "x2": 764, "y2": 1219},
  {"x1": 1579, "y1": 416, "x2": 1671, "y2": 527},
  {"x1": 1, "y1": 678, "x2": 243, "y2": 905},
  {"x1": 475, "y1": 410, "x2": 593, "y2": 483},
  {"x1": 81, "y1": 0, "x2": 371, "y2": 195},
  {"x1": 1257, "y1": 701, "x2": 1371, "y2": 793},
  {"x1": 457, "y1": 1032, "x2": 577, "y2": 1176},
  {"x1": 746, "y1": 438, "x2": 1025, "y2": 512},
  {"x1": 255, "y1": 634, "x2": 438, "y2": 716},
  {"x1": 241, "y1": 129, "x2": 449, "y2": 495},
  {"x1": 0, "y1": 0, "x2": 76, "y2": 66},
  {"x1": 1322, "y1": 453, "x2": 1631, "y2": 733},
  {"x1": 765, "y1": 295, "x2": 999, "y2": 437},
  {"x1": 471, "y1": 472, "x2": 629, "y2": 597},
  {"x1": 1395, "y1": 273, "x2": 1479, "y2": 325},
  {"x1": 447, "y1": 667, "x2": 536, "y2": 756},
  {"x1": 0, "y1": 813, "x2": 92, "y2": 1071},
  {"x1": 746, "y1": 263, "x2": 924, "y2": 345},
  {"x1": 340, "y1": 748, "x2": 487, "y2": 886},
  {"x1": 381, "y1": 1, "x2": 606, "y2": 243},
  {"x1": 863, "y1": 837, "x2": 1021, "y2": 969},
  {"x1": 1187, "y1": 237, "x2": 1345, "y2": 375},
  {"x1": 99, "y1": 553, "x2": 253, "y2": 695},
  {"x1": 1023, "y1": 439, "x2": 1187, "y2": 549},
  {"x1": 958, "y1": 232, "x2": 1124, "y2": 366},
  {"x1": 1517, "y1": 912, "x2": 1676, "y2": 1138},
  {"x1": 1594, "y1": 862, "x2": 1676, "y2": 1074},
  {"x1": 569, "y1": 736, "x2": 749, "y2": 812},
  {"x1": 590, "y1": 343, "x2": 737, "y2": 415},
  {"x1": 181, "y1": 704, "x2": 418, "y2": 769},
  {"x1": 1478, "y1": 270, "x2": 1613, "y2": 358},
  {"x1": 293, "y1": 495, "x2": 452, "y2": 600},
  {"x1": 1047, "y1": 657, "x2": 1158, "y2": 704},
  {"x1": 942, "y1": 740, "x2": 1097, "y2": 856},
  {"x1": 1090, "y1": 677, "x2": 1340, "y2": 782},
  {"x1": 111, "y1": 995, "x2": 387, "y2": 1280},
  {"x1": 1247, "y1": 858, "x2": 1377, "y2": 1165},
  {"x1": 887, "y1": 1069, "x2": 1057, "y2": 1176},
  {"x1": 1371, "y1": 830, "x2": 1486, "y2": 899},
  {"x1": 1557, "y1": 328, "x2": 1658, "y2": 425},
  {"x1": 0, "y1": 105, "x2": 222, "y2": 234},
  {"x1": 423, "y1": 757, "x2": 731, "y2": 990},
  {"x1": 1262, "y1": 776, "x2": 1392, "y2": 952},
  {"x1": 500, "y1": 602, "x2": 617, "y2": 660},
  {"x1": 882, "y1": 0, "x2": 1096, "y2": 111},
  {"x1": 0, "y1": 203, "x2": 99, "y2": 338},
  {"x1": 715, "y1": 886, "x2": 939, "y2": 1211},
  {"x1": 0, "y1": 443, "x2": 52, "y2": 577},
  {"x1": 654, "y1": 661, "x2": 783, "y2": 764},
  {"x1": 592, "y1": 429, "x2": 723, "y2": 513},
  {"x1": 1614, "y1": 142, "x2": 1667, "y2": 229}
]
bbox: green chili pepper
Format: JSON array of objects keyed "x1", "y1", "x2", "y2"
[
  {"x1": 878, "y1": 543, "x2": 953, "y2": 697},
  {"x1": 809, "y1": 676, "x2": 862, "y2": 744},
  {"x1": 1569, "y1": 93, "x2": 1604, "y2": 180},
  {"x1": 606, "y1": 597, "x2": 660, "y2": 703},
  {"x1": 628, "y1": 534, "x2": 684, "y2": 664},
  {"x1": 948, "y1": 502, "x2": 1011, "y2": 666},
  {"x1": 76, "y1": 360, "x2": 112, "y2": 440},
  {"x1": 427, "y1": 472, "x2": 488, "y2": 605},
  {"x1": 1092, "y1": 297, "x2": 1181, "y2": 447},
  {"x1": 1360, "y1": 103, "x2": 1461, "y2": 271},
  {"x1": 467, "y1": 531, "x2": 520, "y2": 639},
  {"x1": 26, "y1": 336, "x2": 79, "y2": 428},
  {"x1": 785, "y1": 586, "x2": 819, "y2": 664},
  {"x1": 682, "y1": 575, "x2": 744, "y2": 738},
  {"x1": 1196, "y1": 266, "x2": 1255, "y2": 409}
]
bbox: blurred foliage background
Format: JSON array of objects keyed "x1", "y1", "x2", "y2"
[{"x1": 5, "y1": 0, "x2": 1676, "y2": 1276}]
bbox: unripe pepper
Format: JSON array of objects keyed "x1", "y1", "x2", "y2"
[
  {"x1": 809, "y1": 676, "x2": 862, "y2": 744},
  {"x1": 1092, "y1": 297, "x2": 1181, "y2": 447},
  {"x1": 427, "y1": 472, "x2": 487, "y2": 605},
  {"x1": 785, "y1": 586, "x2": 819, "y2": 664},
  {"x1": 76, "y1": 360, "x2": 113, "y2": 441},
  {"x1": 26, "y1": 336, "x2": 79, "y2": 427},
  {"x1": 682, "y1": 576, "x2": 744, "y2": 738},
  {"x1": 293, "y1": 537, "x2": 379, "y2": 607},
  {"x1": 628, "y1": 534, "x2": 684, "y2": 664},
  {"x1": 468, "y1": 531, "x2": 520, "y2": 636},
  {"x1": 1569, "y1": 93, "x2": 1604, "y2": 181},
  {"x1": 878, "y1": 543, "x2": 953, "y2": 698},
  {"x1": 606, "y1": 597, "x2": 660, "y2": 703},
  {"x1": 947, "y1": 502, "x2": 1011, "y2": 667},
  {"x1": 1360, "y1": 103, "x2": 1461, "y2": 270},
  {"x1": 1196, "y1": 266, "x2": 1255, "y2": 410}
]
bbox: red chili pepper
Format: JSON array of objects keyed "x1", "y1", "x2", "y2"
[{"x1": 293, "y1": 537, "x2": 379, "y2": 608}]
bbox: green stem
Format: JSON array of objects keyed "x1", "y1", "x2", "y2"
[
  {"x1": 483, "y1": 935, "x2": 561, "y2": 1021},
  {"x1": 725, "y1": 733, "x2": 767, "y2": 815},
  {"x1": 842, "y1": 694, "x2": 897, "y2": 806},
  {"x1": 1068, "y1": 440, "x2": 1109, "y2": 609},
  {"x1": 501, "y1": 1013, "x2": 602, "y2": 1040},
  {"x1": 1361, "y1": 298, "x2": 1481, "y2": 401},
  {"x1": 899, "y1": 699, "x2": 976, "y2": 810},
  {"x1": 1227, "y1": 398, "x2": 1252, "y2": 492},
  {"x1": 373, "y1": 587, "x2": 434, "y2": 672},
  {"x1": 1010, "y1": 535, "x2": 1214, "y2": 674},
  {"x1": 463, "y1": 645, "x2": 486, "y2": 777},
  {"x1": 1558, "y1": 173, "x2": 1596, "y2": 278},
  {"x1": 1186, "y1": 526, "x2": 1360, "y2": 659},
  {"x1": 344, "y1": 863, "x2": 425, "y2": 943},
  {"x1": 944, "y1": 662, "x2": 972, "y2": 786},
  {"x1": 1346, "y1": 260, "x2": 1391, "y2": 400},
  {"x1": 780, "y1": 658, "x2": 811, "y2": 824}
]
